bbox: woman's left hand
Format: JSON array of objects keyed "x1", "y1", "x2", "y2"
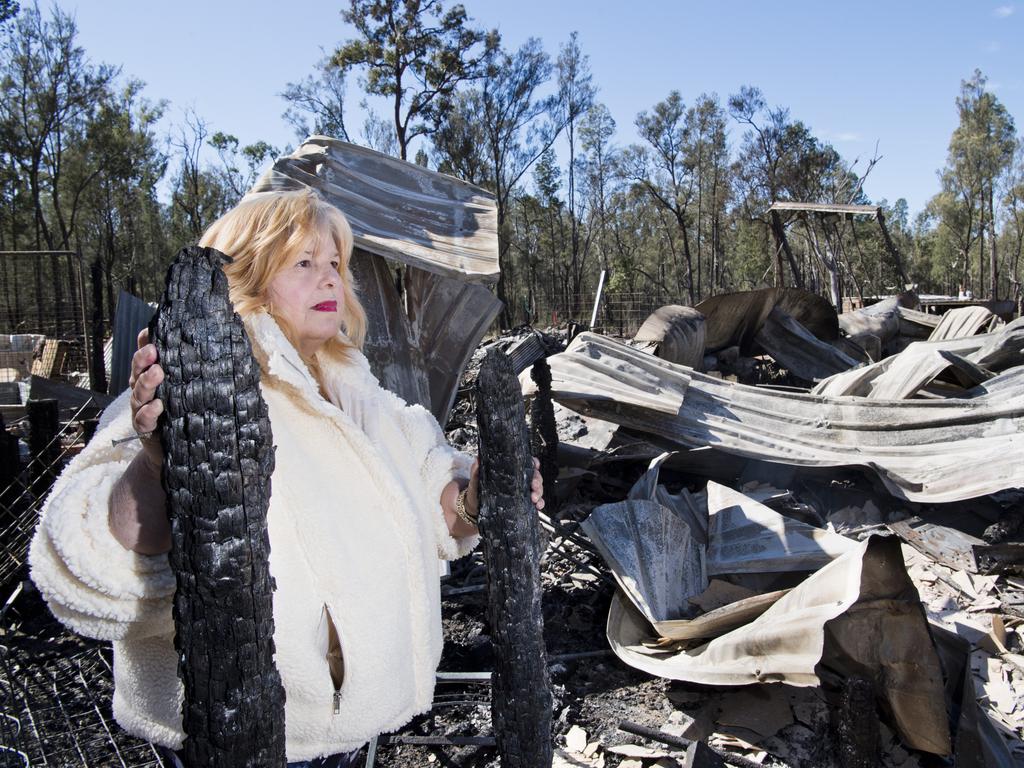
[
  {"x1": 466, "y1": 457, "x2": 544, "y2": 515},
  {"x1": 529, "y1": 457, "x2": 545, "y2": 511}
]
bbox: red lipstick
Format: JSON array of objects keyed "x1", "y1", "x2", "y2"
[{"x1": 313, "y1": 301, "x2": 337, "y2": 312}]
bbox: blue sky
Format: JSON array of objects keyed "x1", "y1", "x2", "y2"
[{"x1": 69, "y1": 0, "x2": 1023, "y2": 218}]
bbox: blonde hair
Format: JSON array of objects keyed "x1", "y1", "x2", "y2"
[{"x1": 199, "y1": 189, "x2": 367, "y2": 377}]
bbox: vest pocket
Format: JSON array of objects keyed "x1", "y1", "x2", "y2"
[{"x1": 323, "y1": 603, "x2": 345, "y2": 714}]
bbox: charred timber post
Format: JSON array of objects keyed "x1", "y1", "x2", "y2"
[
  {"x1": 529, "y1": 358, "x2": 558, "y2": 516},
  {"x1": 769, "y1": 209, "x2": 803, "y2": 289},
  {"x1": 875, "y1": 210, "x2": 909, "y2": 288},
  {"x1": 28, "y1": 398, "x2": 60, "y2": 498},
  {"x1": 475, "y1": 348, "x2": 553, "y2": 768},
  {"x1": 90, "y1": 258, "x2": 107, "y2": 395},
  {"x1": 151, "y1": 246, "x2": 286, "y2": 768}
]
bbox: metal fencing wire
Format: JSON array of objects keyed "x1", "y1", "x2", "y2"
[
  {"x1": 532, "y1": 291, "x2": 675, "y2": 338},
  {"x1": 0, "y1": 586, "x2": 168, "y2": 768},
  {"x1": 0, "y1": 252, "x2": 91, "y2": 386},
  {"x1": 0, "y1": 401, "x2": 100, "y2": 591}
]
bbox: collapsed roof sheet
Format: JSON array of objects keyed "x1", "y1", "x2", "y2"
[
  {"x1": 813, "y1": 317, "x2": 1024, "y2": 399},
  {"x1": 606, "y1": 534, "x2": 950, "y2": 754},
  {"x1": 249, "y1": 136, "x2": 498, "y2": 282},
  {"x1": 247, "y1": 136, "x2": 501, "y2": 422},
  {"x1": 544, "y1": 332, "x2": 1024, "y2": 502}
]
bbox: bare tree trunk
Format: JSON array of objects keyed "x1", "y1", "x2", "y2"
[{"x1": 989, "y1": 185, "x2": 999, "y2": 300}]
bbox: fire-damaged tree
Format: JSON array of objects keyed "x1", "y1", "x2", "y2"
[{"x1": 149, "y1": 246, "x2": 286, "y2": 767}]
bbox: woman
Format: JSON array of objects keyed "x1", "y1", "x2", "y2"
[{"x1": 29, "y1": 189, "x2": 544, "y2": 766}]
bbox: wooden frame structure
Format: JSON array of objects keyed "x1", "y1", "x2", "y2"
[{"x1": 765, "y1": 202, "x2": 908, "y2": 309}]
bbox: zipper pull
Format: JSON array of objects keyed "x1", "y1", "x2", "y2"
[{"x1": 333, "y1": 690, "x2": 341, "y2": 715}]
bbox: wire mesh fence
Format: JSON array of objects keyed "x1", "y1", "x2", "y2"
[
  {"x1": 0, "y1": 585, "x2": 168, "y2": 768},
  {"x1": 0, "y1": 400, "x2": 101, "y2": 592},
  {"x1": 532, "y1": 291, "x2": 677, "y2": 338},
  {"x1": 0, "y1": 252, "x2": 91, "y2": 386}
]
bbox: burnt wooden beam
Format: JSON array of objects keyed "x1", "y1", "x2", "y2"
[
  {"x1": 529, "y1": 358, "x2": 558, "y2": 515},
  {"x1": 617, "y1": 721, "x2": 763, "y2": 768},
  {"x1": 875, "y1": 209, "x2": 909, "y2": 287},
  {"x1": 769, "y1": 209, "x2": 803, "y2": 289},
  {"x1": 27, "y1": 398, "x2": 59, "y2": 498},
  {"x1": 476, "y1": 347, "x2": 552, "y2": 768},
  {"x1": 90, "y1": 258, "x2": 108, "y2": 395},
  {"x1": 151, "y1": 246, "x2": 286, "y2": 768}
]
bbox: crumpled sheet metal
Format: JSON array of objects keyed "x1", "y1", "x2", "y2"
[
  {"x1": 581, "y1": 498, "x2": 707, "y2": 626},
  {"x1": 752, "y1": 307, "x2": 860, "y2": 382},
  {"x1": 812, "y1": 317, "x2": 1024, "y2": 399},
  {"x1": 248, "y1": 136, "x2": 498, "y2": 282},
  {"x1": 546, "y1": 332, "x2": 1024, "y2": 502},
  {"x1": 584, "y1": 478, "x2": 852, "y2": 642},
  {"x1": 928, "y1": 305, "x2": 1002, "y2": 341},
  {"x1": 246, "y1": 136, "x2": 502, "y2": 422},
  {"x1": 837, "y1": 294, "x2": 918, "y2": 350},
  {"x1": 633, "y1": 305, "x2": 706, "y2": 369},
  {"x1": 694, "y1": 287, "x2": 839, "y2": 354},
  {"x1": 607, "y1": 535, "x2": 951, "y2": 754},
  {"x1": 627, "y1": 452, "x2": 708, "y2": 544},
  {"x1": 706, "y1": 483, "x2": 857, "y2": 575}
]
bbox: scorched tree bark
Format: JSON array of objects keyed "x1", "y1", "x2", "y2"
[{"x1": 150, "y1": 246, "x2": 286, "y2": 767}]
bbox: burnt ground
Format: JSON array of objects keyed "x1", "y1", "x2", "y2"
[
  {"x1": 2, "y1": 330, "x2": 1022, "y2": 768},
  {"x1": 365, "y1": 336, "x2": 1003, "y2": 768}
]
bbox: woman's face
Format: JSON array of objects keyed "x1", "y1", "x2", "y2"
[{"x1": 266, "y1": 226, "x2": 344, "y2": 358}]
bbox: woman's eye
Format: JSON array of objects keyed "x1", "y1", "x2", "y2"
[
  {"x1": 330, "y1": 261, "x2": 340, "y2": 270},
  {"x1": 297, "y1": 259, "x2": 312, "y2": 268}
]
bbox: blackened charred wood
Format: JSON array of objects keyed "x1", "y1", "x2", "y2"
[
  {"x1": 617, "y1": 721, "x2": 762, "y2": 768},
  {"x1": 833, "y1": 675, "x2": 878, "y2": 768},
  {"x1": 0, "y1": 412, "x2": 20, "y2": 509},
  {"x1": 90, "y1": 258, "x2": 108, "y2": 395},
  {"x1": 151, "y1": 246, "x2": 286, "y2": 768},
  {"x1": 529, "y1": 358, "x2": 558, "y2": 515},
  {"x1": 28, "y1": 398, "x2": 60, "y2": 498},
  {"x1": 476, "y1": 348, "x2": 552, "y2": 768},
  {"x1": 983, "y1": 509, "x2": 1024, "y2": 545}
]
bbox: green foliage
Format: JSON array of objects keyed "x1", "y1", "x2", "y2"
[{"x1": 332, "y1": 0, "x2": 498, "y2": 159}]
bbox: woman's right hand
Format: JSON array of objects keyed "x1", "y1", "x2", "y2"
[
  {"x1": 108, "y1": 328, "x2": 171, "y2": 554},
  {"x1": 129, "y1": 328, "x2": 165, "y2": 472}
]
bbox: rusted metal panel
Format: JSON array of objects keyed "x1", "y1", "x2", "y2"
[{"x1": 694, "y1": 288, "x2": 839, "y2": 354}]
